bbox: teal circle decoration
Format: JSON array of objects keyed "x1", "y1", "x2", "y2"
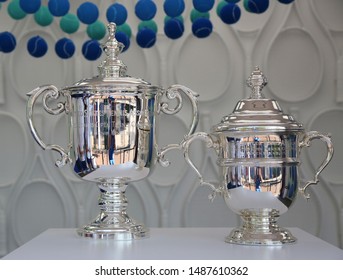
[
  {"x1": 87, "y1": 21, "x2": 106, "y2": 40},
  {"x1": 34, "y1": 5, "x2": 53, "y2": 26},
  {"x1": 190, "y1": 9, "x2": 210, "y2": 23},
  {"x1": 60, "y1": 13, "x2": 80, "y2": 34},
  {"x1": 8, "y1": 0, "x2": 27, "y2": 20},
  {"x1": 138, "y1": 20, "x2": 158, "y2": 34},
  {"x1": 117, "y1": 23, "x2": 132, "y2": 38}
]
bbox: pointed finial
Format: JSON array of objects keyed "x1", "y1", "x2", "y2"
[
  {"x1": 98, "y1": 22, "x2": 127, "y2": 78},
  {"x1": 246, "y1": 66, "x2": 268, "y2": 99}
]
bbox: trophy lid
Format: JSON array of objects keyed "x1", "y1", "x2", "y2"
[
  {"x1": 62, "y1": 23, "x2": 160, "y2": 93},
  {"x1": 212, "y1": 66, "x2": 304, "y2": 134}
]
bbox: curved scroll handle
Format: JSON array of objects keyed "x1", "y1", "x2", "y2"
[
  {"x1": 158, "y1": 85, "x2": 199, "y2": 166},
  {"x1": 160, "y1": 84, "x2": 199, "y2": 136},
  {"x1": 177, "y1": 132, "x2": 222, "y2": 201},
  {"x1": 298, "y1": 131, "x2": 334, "y2": 199},
  {"x1": 26, "y1": 85, "x2": 71, "y2": 167}
]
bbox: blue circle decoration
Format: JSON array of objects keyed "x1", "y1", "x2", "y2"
[
  {"x1": 27, "y1": 36, "x2": 48, "y2": 58},
  {"x1": 55, "y1": 37, "x2": 75, "y2": 59},
  {"x1": 0, "y1": 31, "x2": 16, "y2": 53},
  {"x1": 164, "y1": 17, "x2": 184, "y2": 40},
  {"x1": 48, "y1": 0, "x2": 70, "y2": 17},
  {"x1": 135, "y1": 0, "x2": 157, "y2": 21},
  {"x1": 244, "y1": 0, "x2": 269, "y2": 14},
  {"x1": 193, "y1": 0, "x2": 215, "y2": 13},
  {"x1": 219, "y1": 3, "x2": 241, "y2": 24},
  {"x1": 164, "y1": 0, "x2": 185, "y2": 18},
  {"x1": 278, "y1": 0, "x2": 294, "y2": 3},
  {"x1": 19, "y1": 0, "x2": 41, "y2": 14},
  {"x1": 164, "y1": 15, "x2": 184, "y2": 24},
  {"x1": 106, "y1": 3, "x2": 127, "y2": 25},
  {"x1": 82, "y1": 40, "x2": 102, "y2": 60},
  {"x1": 192, "y1": 18, "x2": 213, "y2": 38},
  {"x1": 225, "y1": 0, "x2": 240, "y2": 3},
  {"x1": 136, "y1": 28, "x2": 156, "y2": 48},
  {"x1": 116, "y1": 31, "x2": 130, "y2": 52},
  {"x1": 77, "y1": 2, "x2": 99, "y2": 25},
  {"x1": 8, "y1": 0, "x2": 27, "y2": 20}
]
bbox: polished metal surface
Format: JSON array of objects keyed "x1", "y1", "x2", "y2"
[
  {"x1": 180, "y1": 67, "x2": 334, "y2": 245},
  {"x1": 26, "y1": 23, "x2": 199, "y2": 240}
]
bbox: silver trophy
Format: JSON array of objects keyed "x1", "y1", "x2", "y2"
[
  {"x1": 171, "y1": 67, "x2": 334, "y2": 245},
  {"x1": 26, "y1": 23, "x2": 199, "y2": 239}
]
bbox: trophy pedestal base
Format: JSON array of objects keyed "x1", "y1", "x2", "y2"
[
  {"x1": 226, "y1": 209, "x2": 297, "y2": 245},
  {"x1": 77, "y1": 214, "x2": 149, "y2": 240},
  {"x1": 226, "y1": 227, "x2": 296, "y2": 246},
  {"x1": 77, "y1": 182, "x2": 149, "y2": 240}
]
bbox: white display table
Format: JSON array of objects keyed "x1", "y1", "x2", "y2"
[{"x1": 2, "y1": 227, "x2": 343, "y2": 260}]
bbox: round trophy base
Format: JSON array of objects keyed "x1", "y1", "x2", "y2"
[
  {"x1": 225, "y1": 209, "x2": 297, "y2": 245},
  {"x1": 77, "y1": 217, "x2": 149, "y2": 240},
  {"x1": 226, "y1": 227, "x2": 296, "y2": 246}
]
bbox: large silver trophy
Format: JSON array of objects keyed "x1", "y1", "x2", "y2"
[
  {"x1": 26, "y1": 23, "x2": 199, "y2": 239},
  {"x1": 173, "y1": 67, "x2": 334, "y2": 245}
]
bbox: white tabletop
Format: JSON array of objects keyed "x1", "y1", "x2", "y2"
[{"x1": 2, "y1": 227, "x2": 343, "y2": 260}]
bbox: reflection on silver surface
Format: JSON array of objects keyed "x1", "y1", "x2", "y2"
[
  {"x1": 181, "y1": 67, "x2": 334, "y2": 245},
  {"x1": 26, "y1": 23, "x2": 199, "y2": 240},
  {"x1": 70, "y1": 93, "x2": 155, "y2": 182}
]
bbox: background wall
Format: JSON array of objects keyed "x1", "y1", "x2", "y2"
[{"x1": 0, "y1": 0, "x2": 343, "y2": 256}]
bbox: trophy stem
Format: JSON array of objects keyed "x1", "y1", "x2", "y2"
[
  {"x1": 77, "y1": 181, "x2": 149, "y2": 240},
  {"x1": 226, "y1": 209, "x2": 296, "y2": 245}
]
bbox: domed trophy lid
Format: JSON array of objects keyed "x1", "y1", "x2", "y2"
[
  {"x1": 62, "y1": 23, "x2": 160, "y2": 93},
  {"x1": 212, "y1": 66, "x2": 304, "y2": 134}
]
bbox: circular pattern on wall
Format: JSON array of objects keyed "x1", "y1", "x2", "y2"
[
  {"x1": 312, "y1": 0, "x2": 343, "y2": 32},
  {"x1": 266, "y1": 27, "x2": 323, "y2": 102},
  {"x1": 10, "y1": 31, "x2": 65, "y2": 98},
  {"x1": 12, "y1": 180, "x2": 66, "y2": 245},
  {"x1": 0, "y1": 113, "x2": 27, "y2": 186},
  {"x1": 175, "y1": 32, "x2": 231, "y2": 102}
]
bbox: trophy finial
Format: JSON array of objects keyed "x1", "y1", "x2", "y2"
[
  {"x1": 99, "y1": 22, "x2": 127, "y2": 78},
  {"x1": 246, "y1": 66, "x2": 268, "y2": 99}
]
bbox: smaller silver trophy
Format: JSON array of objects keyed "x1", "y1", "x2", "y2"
[
  {"x1": 171, "y1": 67, "x2": 334, "y2": 245},
  {"x1": 26, "y1": 23, "x2": 199, "y2": 239}
]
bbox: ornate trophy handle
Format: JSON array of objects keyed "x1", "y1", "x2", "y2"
[
  {"x1": 160, "y1": 84, "x2": 199, "y2": 135},
  {"x1": 157, "y1": 84, "x2": 199, "y2": 165},
  {"x1": 298, "y1": 131, "x2": 334, "y2": 199},
  {"x1": 166, "y1": 131, "x2": 221, "y2": 201},
  {"x1": 26, "y1": 85, "x2": 71, "y2": 167}
]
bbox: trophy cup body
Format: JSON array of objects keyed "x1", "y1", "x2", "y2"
[
  {"x1": 176, "y1": 67, "x2": 334, "y2": 245},
  {"x1": 26, "y1": 23, "x2": 199, "y2": 239}
]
